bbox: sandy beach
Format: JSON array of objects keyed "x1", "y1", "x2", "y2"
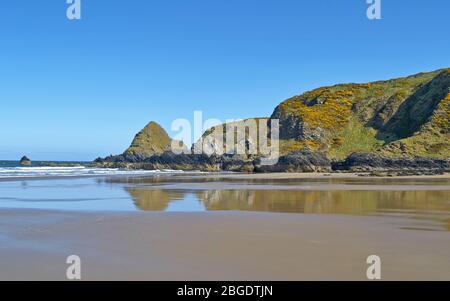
[
  {"x1": 0, "y1": 173, "x2": 449, "y2": 280},
  {"x1": 1, "y1": 172, "x2": 449, "y2": 183},
  {"x1": 1, "y1": 209, "x2": 450, "y2": 281}
]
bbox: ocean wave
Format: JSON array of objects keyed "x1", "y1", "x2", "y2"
[{"x1": 0, "y1": 166, "x2": 184, "y2": 179}]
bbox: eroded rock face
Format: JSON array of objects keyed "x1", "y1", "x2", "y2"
[
  {"x1": 19, "y1": 156, "x2": 31, "y2": 166},
  {"x1": 192, "y1": 118, "x2": 269, "y2": 156}
]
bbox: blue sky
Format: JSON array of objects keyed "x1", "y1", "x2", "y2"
[{"x1": 0, "y1": 0, "x2": 449, "y2": 161}]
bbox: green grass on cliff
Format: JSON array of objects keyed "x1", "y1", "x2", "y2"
[
  {"x1": 328, "y1": 118, "x2": 384, "y2": 160},
  {"x1": 272, "y1": 68, "x2": 450, "y2": 159},
  {"x1": 126, "y1": 121, "x2": 173, "y2": 155}
]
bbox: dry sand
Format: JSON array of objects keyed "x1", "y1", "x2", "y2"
[{"x1": 1, "y1": 209, "x2": 450, "y2": 281}]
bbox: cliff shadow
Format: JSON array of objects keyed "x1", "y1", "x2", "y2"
[{"x1": 377, "y1": 71, "x2": 450, "y2": 140}]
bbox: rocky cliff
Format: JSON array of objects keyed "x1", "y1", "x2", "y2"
[
  {"x1": 95, "y1": 68, "x2": 450, "y2": 173},
  {"x1": 192, "y1": 118, "x2": 269, "y2": 156},
  {"x1": 271, "y1": 68, "x2": 450, "y2": 159}
]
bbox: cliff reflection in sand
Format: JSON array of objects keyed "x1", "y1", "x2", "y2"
[
  {"x1": 125, "y1": 187, "x2": 450, "y2": 230},
  {"x1": 127, "y1": 189, "x2": 186, "y2": 211}
]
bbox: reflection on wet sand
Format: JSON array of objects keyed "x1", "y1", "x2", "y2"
[
  {"x1": 127, "y1": 188, "x2": 450, "y2": 214},
  {"x1": 199, "y1": 190, "x2": 450, "y2": 213},
  {"x1": 127, "y1": 188, "x2": 185, "y2": 211},
  {"x1": 126, "y1": 187, "x2": 450, "y2": 231},
  {"x1": 108, "y1": 174, "x2": 450, "y2": 187}
]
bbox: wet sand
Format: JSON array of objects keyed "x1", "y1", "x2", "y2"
[
  {"x1": 1, "y1": 172, "x2": 449, "y2": 183},
  {"x1": 1, "y1": 209, "x2": 450, "y2": 281},
  {"x1": 0, "y1": 173, "x2": 449, "y2": 280},
  {"x1": 183, "y1": 172, "x2": 450, "y2": 180}
]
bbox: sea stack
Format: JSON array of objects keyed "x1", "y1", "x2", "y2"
[
  {"x1": 19, "y1": 156, "x2": 32, "y2": 166},
  {"x1": 124, "y1": 121, "x2": 187, "y2": 157}
]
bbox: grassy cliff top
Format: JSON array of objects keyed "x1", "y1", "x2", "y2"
[{"x1": 272, "y1": 68, "x2": 450, "y2": 159}]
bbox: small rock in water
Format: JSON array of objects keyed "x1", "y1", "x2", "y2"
[{"x1": 19, "y1": 156, "x2": 32, "y2": 166}]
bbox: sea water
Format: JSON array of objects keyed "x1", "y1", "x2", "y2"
[{"x1": 0, "y1": 160, "x2": 183, "y2": 179}]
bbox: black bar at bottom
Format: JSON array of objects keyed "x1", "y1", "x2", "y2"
[{"x1": 0, "y1": 281, "x2": 449, "y2": 299}]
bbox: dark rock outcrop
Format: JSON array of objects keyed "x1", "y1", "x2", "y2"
[
  {"x1": 254, "y1": 150, "x2": 331, "y2": 173},
  {"x1": 95, "y1": 152, "x2": 221, "y2": 172},
  {"x1": 95, "y1": 150, "x2": 332, "y2": 173},
  {"x1": 19, "y1": 156, "x2": 31, "y2": 166},
  {"x1": 332, "y1": 152, "x2": 450, "y2": 173}
]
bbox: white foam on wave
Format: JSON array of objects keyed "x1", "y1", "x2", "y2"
[
  {"x1": 0, "y1": 166, "x2": 184, "y2": 179},
  {"x1": 13, "y1": 166, "x2": 86, "y2": 171}
]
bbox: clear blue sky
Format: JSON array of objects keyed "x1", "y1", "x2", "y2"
[{"x1": 0, "y1": 0, "x2": 448, "y2": 161}]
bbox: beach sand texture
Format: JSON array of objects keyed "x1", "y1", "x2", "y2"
[{"x1": 0, "y1": 173, "x2": 449, "y2": 280}]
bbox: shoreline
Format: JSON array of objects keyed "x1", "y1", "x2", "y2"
[
  {"x1": 178, "y1": 172, "x2": 450, "y2": 180},
  {"x1": 1, "y1": 171, "x2": 449, "y2": 182}
]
